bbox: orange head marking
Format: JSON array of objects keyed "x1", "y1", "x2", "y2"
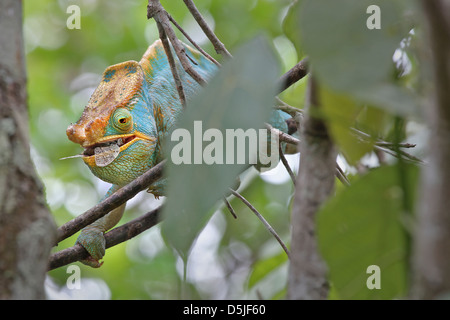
[{"x1": 66, "y1": 61, "x2": 145, "y2": 147}]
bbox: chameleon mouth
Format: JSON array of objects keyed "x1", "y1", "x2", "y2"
[
  {"x1": 82, "y1": 135, "x2": 136, "y2": 157},
  {"x1": 82, "y1": 134, "x2": 137, "y2": 167},
  {"x1": 60, "y1": 133, "x2": 154, "y2": 167}
]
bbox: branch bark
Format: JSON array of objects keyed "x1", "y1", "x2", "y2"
[
  {"x1": 182, "y1": 0, "x2": 232, "y2": 59},
  {"x1": 412, "y1": 0, "x2": 450, "y2": 299},
  {"x1": 277, "y1": 57, "x2": 309, "y2": 94},
  {"x1": 147, "y1": 0, "x2": 207, "y2": 86},
  {"x1": 0, "y1": 0, "x2": 56, "y2": 299},
  {"x1": 287, "y1": 76, "x2": 337, "y2": 300},
  {"x1": 55, "y1": 160, "x2": 165, "y2": 244},
  {"x1": 168, "y1": 14, "x2": 221, "y2": 67},
  {"x1": 49, "y1": 207, "x2": 161, "y2": 270},
  {"x1": 156, "y1": 21, "x2": 187, "y2": 107}
]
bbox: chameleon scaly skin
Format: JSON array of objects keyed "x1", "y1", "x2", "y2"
[
  {"x1": 67, "y1": 40, "x2": 216, "y2": 267},
  {"x1": 66, "y1": 40, "x2": 295, "y2": 267}
]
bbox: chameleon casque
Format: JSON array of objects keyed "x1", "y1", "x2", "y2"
[{"x1": 66, "y1": 40, "x2": 294, "y2": 268}]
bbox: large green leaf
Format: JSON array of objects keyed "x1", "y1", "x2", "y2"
[
  {"x1": 319, "y1": 85, "x2": 373, "y2": 165},
  {"x1": 282, "y1": 0, "x2": 305, "y2": 59},
  {"x1": 317, "y1": 164, "x2": 419, "y2": 299},
  {"x1": 298, "y1": 0, "x2": 420, "y2": 117},
  {"x1": 162, "y1": 37, "x2": 280, "y2": 259}
]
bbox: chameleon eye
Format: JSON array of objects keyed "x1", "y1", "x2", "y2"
[{"x1": 113, "y1": 108, "x2": 133, "y2": 132}]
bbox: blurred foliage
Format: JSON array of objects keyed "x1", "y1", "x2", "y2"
[
  {"x1": 25, "y1": 0, "x2": 425, "y2": 300},
  {"x1": 163, "y1": 37, "x2": 280, "y2": 260},
  {"x1": 26, "y1": 0, "x2": 300, "y2": 299},
  {"x1": 291, "y1": 0, "x2": 423, "y2": 300},
  {"x1": 318, "y1": 163, "x2": 419, "y2": 299}
]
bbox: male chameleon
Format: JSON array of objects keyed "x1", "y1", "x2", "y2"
[{"x1": 66, "y1": 40, "x2": 295, "y2": 267}]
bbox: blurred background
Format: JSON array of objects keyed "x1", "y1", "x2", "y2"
[{"x1": 25, "y1": 0, "x2": 305, "y2": 299}]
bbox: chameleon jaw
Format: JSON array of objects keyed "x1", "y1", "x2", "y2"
[
  {"x1": 82, "y1": 134, "x2": 136, "y2": 157},
  {"x1": 81, "y1": 132, "x2": 154, "y2": 167}
]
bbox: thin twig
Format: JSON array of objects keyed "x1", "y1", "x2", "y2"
[
  {"x1": 274, "y1": 60, "x2": 421, "y2": 165},
  {"x1": 335, "y1": 162, "x2": 351, "y2": 186},
  {"x1": 182, "y1": 0, "x2": 232, "y2": 59},
  {"x1": 168, "y1": 14, "x2": 221, "y2": 67},
  {"x1": 375, "y1": 145, "x2": 424, "y2": 164},
  {"x1": 375, "y1": 141, "x2": 416, "y2": 149},
  {"x1": 229, "y1": 189, "x2": 290, "y2": 259},
  {"x1": 55, "y1": 160, "x2": 165, "y2": 244},
  {"x1": 275, "y1": 99, "x2": 304, "y2": 118},
  {"x1": 265, "y1": 123, "x2": 300, "y2": 146},
  {"x1": 350, "y1": 127, "x2": 423, "y2": 164},
  {"x1": 278, "y1": 143, "x2": 296, "y2": 186},
  {"x1": 148, "y1": 0, "x2": 207, "y2": 86},
  {"x1": 156, "y1": 22, "x2": 187, "y2": 107},
  {"x1": 268, "y1": 117, "x2": 421, "y2": 165},
  {"x1": 223, "y1": 197, "x2": 237, "y2": 219},
  {"x1": 266, "y1": 123, "x2": 350, "y2": 186},
  {"x1": 351, "y1": 127, "x2": 416, "y2": 149},
  {"x1": 48, "y1": 207, "x2": 162, "y2": 271}
]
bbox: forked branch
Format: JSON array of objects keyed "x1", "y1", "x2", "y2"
[
  {"x1": 48, "y1": 207, "x2": 161, "y2": 271},
  {"x1": 55, "y1": 161, "x2": 165, "y2": 245},
  {"x1": 147, "y1": 0, "x2": 207, "y2": 86},
  {"x1": 182, "y1": 0, "x2": 232, "y2": 59}
]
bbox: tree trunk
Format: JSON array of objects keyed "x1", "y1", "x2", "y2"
[
  {"x1": 287, "y1": 76, "x2": 336, "y2": 299},
  {"x1": 0, "y1": 0, "x2": 56, "y2": 299},
  {"x1": 412, "y1": 0, "x2": 450, "y2": 299}
]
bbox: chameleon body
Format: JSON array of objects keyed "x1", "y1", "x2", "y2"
[{"x1": 67, "y1": 40, "x2": 294, "y2": 267}]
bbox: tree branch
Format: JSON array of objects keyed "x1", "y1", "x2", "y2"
[
  {"x1": 278, "y1": 143, "x2": 296, "y2": 186},
  {"x1": 55, "y1": 160, "x2": 165, "y2": 244},
  {"x1": 223, "y1": 197, "x2": 237, "y2": 219},
  {"x1": 350, "y1": 127, "x2": 422, "y2": 164},
  {"x1": 182, "y1": 0, "x2": 232, "y2": 59},
  {"x1": 275, "y1": 98, "x2": 304, "y2": 117},
  {"x1": 412, "y1": 0, "x2": 450, "y2": 299},
  {"x1": 147, "y1": 0, "x2": 207, "y2": 86},
  {"x1": 0, "y1": 0, "x2": 56, "y2": 299},
  {"x1": 277, "y1": 57, "x2": 309, "y2": 94},
  {"x1": 266, "y1": 123, "x2": 351, "y2": 186},
  {"x1": 48, "y1": 207, "x2": 162, "y2": 271},
  {"x1": 156, "y1": 21, "x2": 187, "y2": 107},
  {"x1": 287, "y1": 76, "x2": 336, "y2": 300},
  {"x1": 168, "y1": 14, "x2": 221, "y2": 67},
  {"x1": 265, "y1": 123, "x2": 300, "y2": 146}
]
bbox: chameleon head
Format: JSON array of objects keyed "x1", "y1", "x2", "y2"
[{"x1": 67, "y1": 61, "x2": 159, "y2": 186}]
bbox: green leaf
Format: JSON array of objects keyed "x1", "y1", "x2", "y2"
[
  {"x1": 317, "y1": 164, "x2": 419, "y2": 299},
  {"x1": 352, "y1": 84, "x2": 420, "y2": 118},
  {"x1": 356, "y1": 105, "x2": 390, "y2": 138},
  {"x1": 319, "y1": 85, "x2": 373, "y2": 165},
  {"x1": 282, "y1": 0, "x2": 305, "y2": 59},
  {"x1": 248, "y1": 251, "x2": 288, "y2": 289},
  {"x1": 162, "y1": 37, "x2": 280, "y2": 259},
  {"x1": 298, "y1": 0, "x2": 420, "y2": 117}
]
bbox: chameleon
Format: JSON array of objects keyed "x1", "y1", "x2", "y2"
[{"x1": 66, "y1": 40, "x2": 296, "y2": 268}]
